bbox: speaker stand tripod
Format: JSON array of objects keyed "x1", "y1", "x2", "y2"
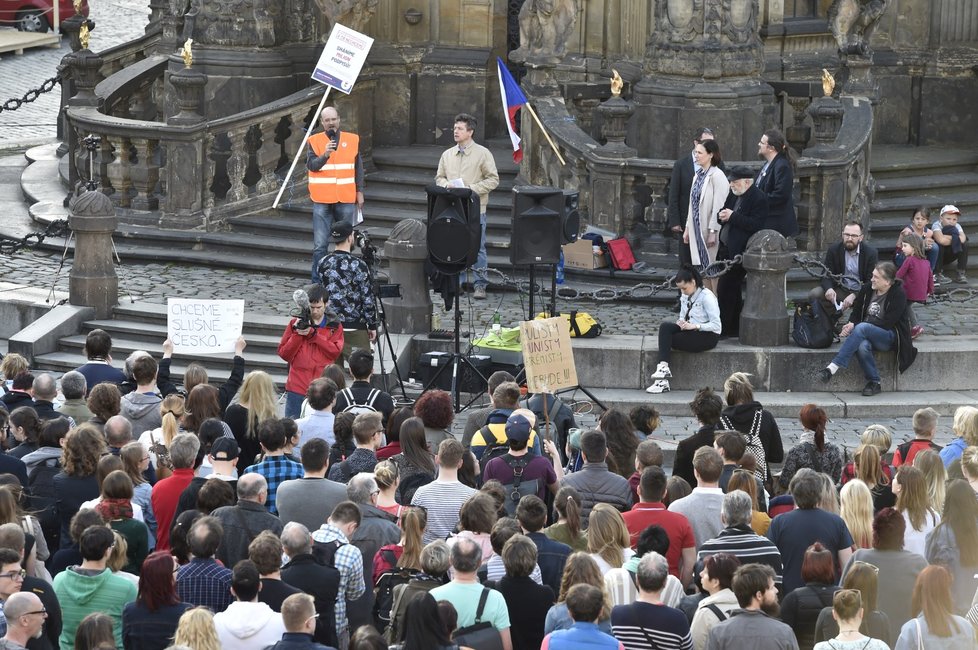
[{"x1": 421, "y1": 272, "x2": 489, "y2": 413}]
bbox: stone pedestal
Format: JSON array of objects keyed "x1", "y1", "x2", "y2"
[
  {"x1": 841, "y1": 55, "x2": 880, "y2": 102},
  {"x1": 161, "y1": 68, "x2": 206, "y2": 227},
  {"x1": 741, "y1": 230, "x2": 792, "y2": 347},
  {"x1": 383, "y1": 219, "x2": 431, "y2": 333},
  {"x1": 68, "y1": 191, "x2": 118, "y2": 319},
  {"x1": 167, "y1": 67, "x2": 207, "y2": 125},
  {"x1": 597, "y1": 96, "x2": 636, "y2": 158},
  {"x1": 808, "y1": 96, "x2": 845, "y2": 148}
]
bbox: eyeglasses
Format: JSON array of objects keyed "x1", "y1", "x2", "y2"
[
  {"x1": 22, "y1": 609, "x2": 46, "y2": 617},
  {"x1": 842, "y1": 233, "x2": 862, "y2": 239},
  {"x1": 0, "y1": 570, "x2": 26, "y2": 580},
  {"x1": 852, "y1": 561, "x2": 879, "y2": 575},
  {"x1": 306, "y1": 613, "x2": 320, "y2": 621}
]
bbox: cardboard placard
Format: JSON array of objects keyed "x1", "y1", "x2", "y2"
[
  {"x1": 311, "y1": 24, "x2": 374, "y2": 94},
  {"x1": 519, "y1": 317, "x2": 578, "y2": 393},
  {"x1": 562, "y1": 238, "x2": 607, "y2": 269},
  {"x1": 167, "y1": 299, "x2": 245, "y2": 354}
]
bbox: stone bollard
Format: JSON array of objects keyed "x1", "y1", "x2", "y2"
[
  {"x1": 383, "y1": 219, "x2": 432, "y2": 334},
  {"x1": 68, "y1": 190, "x2": 118, "y2": 319},
  {"x1": 740, "y1": 230, "x2": 793, "y2": 347}
]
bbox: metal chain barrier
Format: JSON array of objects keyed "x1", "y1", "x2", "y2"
[
  {"x1": 0, "y1": 73, "x2": 62, "y2": 114},
  {"x1": 0, "y1": 220, "x2": 71, "y2": 255}
]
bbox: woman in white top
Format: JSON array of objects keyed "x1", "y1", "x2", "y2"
[
  {"x1": 814, "y1": 589, "x2": 889, "y2": 650},
  {"x1": 690, "y1": 553, "x2": 741, "y2": 650},
  {"x1": 683, "y1": 138, "x2": 729, "y2": 293},
  {"x1": 892, "y1": 466, "x2": 938, "y2": 558},
  {"x1": 587, "y1": 504, "x2": 635, "y2": 573},
  {"x1": 647, "y1": 266, "x2": 722, "y2": 394}
]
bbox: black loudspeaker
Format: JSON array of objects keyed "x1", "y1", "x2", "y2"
[
  {"x1": 426, "y1": 185, "x2": 481, "y2": 273},
  {"x1": 511, "y1": 186, "x2": 564, "y2": 265},
  {"x1": 562, "y1": 190, "x2": 580, "y2": 244}
]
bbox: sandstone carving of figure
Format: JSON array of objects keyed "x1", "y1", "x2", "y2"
[
  {"x1": 315, "y1": 0, "x2": 378, "y2": 33},
  {"x1": 510, "y1": 0, "x2": 578, "y2": 65},
  {"x1": 828, "y1": 0, "x2": 889, "y2": 55}
]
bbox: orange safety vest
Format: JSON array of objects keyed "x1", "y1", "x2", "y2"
[{"x1": 308, "y1": 131, "x2": 359, "y2": 204}]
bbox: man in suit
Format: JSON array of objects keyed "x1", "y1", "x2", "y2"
[
  {"x1": 808, "y1": 220, "x2": 878, "y2": 327},
  {"x1": 667, "y1": 127, "x2": 723, "y2": 267},
  {"x1": 716, "y1": 166, "x2": 768, "y2": 336}
]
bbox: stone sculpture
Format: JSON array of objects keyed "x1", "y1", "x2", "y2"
[
  {"x1": 315, "y1": 0, "x2": 379, "y2": 33},
  {"x1": 828, "y1": 0, "x2": 889, "y2": 55},
  {"x1": 509, "y1": 0, "x2": 579, "y2": 65}
]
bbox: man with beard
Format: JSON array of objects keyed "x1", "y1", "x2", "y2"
[
  {"x1": 716, "y1": 166, "x2": 767, "y2": 337},
  {"x1": 706, "y1": 563, "x2": 797, "y2": 649},
  {"x1": 808, "y1": 221, "x2": 878, "y2": 329}
]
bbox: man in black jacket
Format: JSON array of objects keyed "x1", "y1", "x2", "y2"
[
  {"x1": 808, "y1": 221, "x2": 878, "y2": 327},
  {"x1": 716, "y1": 166, "x2": 768, "y2": 336},
  {"x1": 280, "y1": 522, "x2": 340, "y2": 649},
  {"x1": 667, "y1": 127, "x2": 724, "y2": 266}
]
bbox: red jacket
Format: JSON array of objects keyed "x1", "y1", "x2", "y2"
[
  {"x1": 151, "y1": 468, "x2": 195, "y2": 551},
  {"x1": 277, "y1": 319, "x2": 344, "y2": 395}
]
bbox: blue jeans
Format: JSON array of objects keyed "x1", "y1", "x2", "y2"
[
  {"x1": 831, "y1": 322, "x2": 895, "y2": 383},
  {"x1": 311, "y1": 201, "x2": 358, "y2": 282},
  {"x1": 465, "y1": 212, "x2": 488, "y2": 289},
  {"x1": 285, "y1": 390, "x2": 305, "y2": 418}
]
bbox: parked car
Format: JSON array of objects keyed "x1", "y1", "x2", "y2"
[{"x1": 0, "y1": 0, "x2": 87, "y2": 32}]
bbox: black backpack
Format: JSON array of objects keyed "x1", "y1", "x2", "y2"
[
  {"x1": 478, "y1": 425, "x2": 512, "y2": 479},
  {"x1": 373, "y1": 549, "x2": 424, "y2": 630},
  {"x1": 311, "y1": 538, "x2": 346, "y2": 568},
  {"x1": 792, "y1": 298, "x2": 833, "y2": 349},
  {"x1": 28, "y1": 458, "x2": 61, "y2": 551},
  {"x1": 498, "y1": 454, "x2": 541, "y2": 515}
]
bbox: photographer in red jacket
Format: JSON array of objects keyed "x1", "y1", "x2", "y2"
[{"x1": 278, "y1": 284, "x2": 344, "y2": 418}]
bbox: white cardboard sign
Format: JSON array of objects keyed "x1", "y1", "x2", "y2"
[
  {"x1": 311, "y1": 24, "x2": 374, "y2": 94},
  {"x1": 167, "y1": 299, "x2": 244, "y2": 354}
]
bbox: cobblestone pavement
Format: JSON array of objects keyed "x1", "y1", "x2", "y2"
[{"x1": 0, "y1": 0, "x2": 150, "y2": 148}]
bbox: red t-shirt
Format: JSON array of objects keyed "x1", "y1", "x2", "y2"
[
  {"x1": 151, "y1": 468, "x2": 196, "y2": 551},
  {"x1": 621, "y1": 502, "x2": 695, "y2": 578}
]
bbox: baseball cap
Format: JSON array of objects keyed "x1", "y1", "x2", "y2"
[
  {"x1": 941, "y1": 205, "x2": 961, "y2": 216},
  {"x1": 210, "y1": 437, "x2": 240, "y2": 461},
  {"x1": 330, "y1": 221, "x2": 354, "y2": 243},
  {"x1": 505, "y1": 413, "x2": 532, "y2": 442}
]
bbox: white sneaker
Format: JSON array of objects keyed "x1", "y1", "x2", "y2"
[
  {"x1": 646, "y1": 379, "x2": 671, "y2": 394},
  {"x1": 649, "y1": 362, "x2": 672, "y2": 379}
]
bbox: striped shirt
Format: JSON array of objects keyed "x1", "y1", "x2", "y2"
[
  {"x1": 611, "y1": 601, "x2": 693, "y2": 650},
  {"x1": 411, "y1": 480, "x2": 478, "y2": 544},
  {"x1": 697, "y1": 524, "x2": 784, "y2": 584}
]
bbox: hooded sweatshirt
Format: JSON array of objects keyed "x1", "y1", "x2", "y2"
[
  {"x1": 53, "y1": 566, "x2": 137, "y2": 649},
  {"x1": 120, "y1": 391, "x2": 163, "y2": 437},
  {"x1": 20, "y1": 446, "x2": 62, "y2": 479},
  {"x1": 213, "y1": 601, "x2": 286, "y2": 650}
]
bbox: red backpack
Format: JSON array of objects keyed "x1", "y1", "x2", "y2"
[{"x1": 605, "y1": 238, "x2": 636, "y2": 275}]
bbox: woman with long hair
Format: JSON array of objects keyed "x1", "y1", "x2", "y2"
[
  {"x1": 392, "y1": 416, "x2": 436, "y2": 503},
  {"x1": 378, "y1": 406, "x2": 413, "y2": 461},
  {"x1": 913, "y1": 448, "x2": 946, "y2": 513},
  {"x1": 727, "y1": 469, "x2": 771, "y2": 535},
  {"x1": 690, "y1": 553, "x2": 740, "y2": 650},
  {"x1": 892, "y1": 465, "x2": 939, "y2": 558},
  {"x1": 545, "y1": 486, "x2": 587, "y2": 551},
  {"x1": 597, "y1": 408, "x2": 639, "y2": 479},
  {"x1": 123, "y1": 551, "x2": 192, "y2": 650},
  {"x1": 7, "y1": 406, "x2": 41, "y2": 459},
  {"x1": 74, "y1": 612, "x2": 116, "y2": 650},
  {"x1": 684, "y1": 138, "x2": 729, "y2": 293},
  {"x1": 544, "y1": 552, "x2": 613, "y2": 634},
  {"x1": 587, "y1": 504, "x2": 634, "y2": 572},
  {"x1": 718, "y1": 372, "x2": 783, "y2": 485},
  {"x1": 224, "y1": 370, "x2": 278, "y2": 472},
  {"x1": 394, "y1": 593, "x2": 470, "y2": 650},
  {"x1": 841, "y1": 424, "x2": 894, "y2": 486},
  {"x1": 329, "y1": 412, "x2": 357, "y2": 466},
  {"x1": 853, "y1": 444, "x2": 895, "y2": 512},
  {"x1": 813, "y1": 589, "x2": 890, "y2": 650},
  {"x1": 170, "y1": 510, "x2": 203, "y2": 566},
  {"x1": 779, "y1": 404, "x2": 843, "y2": 488},
  {"x1": 781, "y1": 543, "x2": 842, "y2": 650},
  {"x1": 120, "y1": 441, "x2": 157, "y2": 544},
  {"x1": 372, "y1": 506, "x2": 426, "y2": 585},
  {"x1": 894, "y1": 207, "x2": 939, "y2": 273},
  {"x1": 373, "y1": 460, "x2": 403, "y2": 519},
  {"x1": 814, "y1": 561, "x2": 891, "y2": 646},
  {"x1": 840, "y1": 479, "x2": 875, "y2": 549},
  {"x1": 172, "y1": 607, "x2": 221, "y2": 650},
  {"x1": 755, "y1": 128, "x2": 798, "y2": 237},
  {"x1": 181, "y1": 384, "x2": 232, "y2": 438},
  {"x1": 894, "y1": 565, "x2": 976, "y2": 649},
  {"x1": 53, "y1": 424, "x2": 104, "y2": 549},
  {"x1": 139, "y1": 393, "x2": 185, "y2": 480},
  {"x1": 96, "y1": 471, "x2": 149, "y2": 574},
  {"x1": 926, "y1": 479, "x2": 978, "y2": 612},
  {"x1": 960, "y1": 444, "x2": 978, "y2": 494},
  {"x1": 937, "y1": 404, "x2": 978, "y2": 470},
  {"x1": 646, "y1": 266, "x2": 722, "y2": 394}
]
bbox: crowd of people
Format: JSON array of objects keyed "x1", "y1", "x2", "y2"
[{"x1": 0, "y1": 310, "x2": 977, "y2": 650}]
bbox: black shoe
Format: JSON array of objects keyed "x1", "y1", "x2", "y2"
[
  {"x1": 861, "y1": 381, "x2": 882, "y2": 396},
  {"x1": 818, "y1": 368, "x2": 832, "y2": 383}
]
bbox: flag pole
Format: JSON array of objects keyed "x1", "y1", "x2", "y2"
[
  {"x1": 523, "y1": 102, "x2": 566, "y2": 166},
  {"x1": 273, "y1": 87, "x2": 332, "y2": 209}
]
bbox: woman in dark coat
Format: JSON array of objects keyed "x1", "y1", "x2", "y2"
[
  {"x1": 780, "y1": 543, "x2": 841, "y2": 650},
  {"x1": 719, "y1": 372, "x2": 784, "y2": 487},
  {"x1": 754, "y1": 128, "x2": 798, "y2": 236},
  {"x1": 820, "y1": 261, "x2": 917, "y2": 397}
]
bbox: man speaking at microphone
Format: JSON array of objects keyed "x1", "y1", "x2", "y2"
[
  {"x1": 306, "y1": 106, "x2": 365, "y2": 283},
  {"x1": 278, "y1": 283, "x2": 344, "y2": 418}
]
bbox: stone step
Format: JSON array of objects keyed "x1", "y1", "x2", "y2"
[
  {"x1": 873, "y1": 171, "x2": 978, "y2": 200},
  {"x1": 870, "y1": 189, "x2": 978, "y2": 223},
  {"x1": 870, "y1": 145, "x2": 978, "y2": 180}
]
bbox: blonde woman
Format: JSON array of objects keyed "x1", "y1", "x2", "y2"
[
  {"x1": 893, "y1": 465, "x2": 939, "y2": 558},
  {"x1": 544, "y1": 552, "x2": 613, "y2": 634},
  {"x1": 373, "y1": 460, "x2": 403, "y2": 521},
  {"x1": 853, "y1": 445, "x2": 895, "y2": 511},
  {"x1": 173, "y1": 607, "x2": 221, "y2": 650},
  {"x1": 0, "y1": 353, "x2": 28, "y2": 392},
  {"x1": 938, "y1": 404, "x2": 978, "y2": 470},
  {"x1": 138, "y1": 394, "x2": 185, "y2": 480},
  {"x1": 587, "y1": 503, "x2": 635, "y2": 572},
  {"x1": 840, "y1": 479, "x2": 874, "y2": 549},
  {"x1": 841, "y1": 425, "x2": 894, "y2": 485},
  {"x1": 818, "y1": 472, "x2": 841, "y2": 515},
  {"x1": 107, "y1": 530, "x2": 139, "y2": 587},
  {"x1": 224, "y1": 371, "x2": 278, "y2": 472},
  {"x1": 913, "y1": 449, "x2": 946, "y2": 514},
  {"x1": 959, "y1": 445, "x2": 978, "y2": 495}
]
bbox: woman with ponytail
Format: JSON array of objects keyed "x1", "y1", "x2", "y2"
[
  {"x1": 138, "y1": 394, "x2": 186, "y2": 480},
  {"x1": 545, "y1": 486, "x2": 587, "y2": 551},
  {"x1": 372, "y1": 506, "x2": 426, "y2": 585},
  {"x1": 778, "y1": 403, "x2": 844, "y2": 489}
]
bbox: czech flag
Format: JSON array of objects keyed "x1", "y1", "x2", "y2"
[{"x1": 497, "y1": 57, "x2": 527, "y2": 163}]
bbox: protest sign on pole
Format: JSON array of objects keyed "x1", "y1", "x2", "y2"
[
  {"x1": 167, "y1": 299, "x2": 245, "y2": 355},
  {"x1": 519, "y1": 317, "x2": 578, "y2": 394}
]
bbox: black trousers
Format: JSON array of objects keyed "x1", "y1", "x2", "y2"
[
  {"x1": 658, "y1": 322, "x2": 720, "y2": 363},
  {"x1": 938, "y1": 241, "x2": 969, "y2": 272},
  {"x1": 716, "y1": 263, "x2": 747, "y2": 335}
]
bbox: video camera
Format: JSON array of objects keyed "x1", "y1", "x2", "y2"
[
  {"x1": 290, "y1": 289, "x2": 317, "y2": 331},
  {"x1": 353, "y1": 228, "x2": 378, "y2": 268}
]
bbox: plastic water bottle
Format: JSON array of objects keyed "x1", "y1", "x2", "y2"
[
  {"x1": 555, "y1": 251, "x2": 565, "y2": 285},
  {"x1": 432, "y1": 310, "x2": 441, "y2": 331},
  {"x1": 492, "y1": 311, "x2": 501, "y2": 332}
]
